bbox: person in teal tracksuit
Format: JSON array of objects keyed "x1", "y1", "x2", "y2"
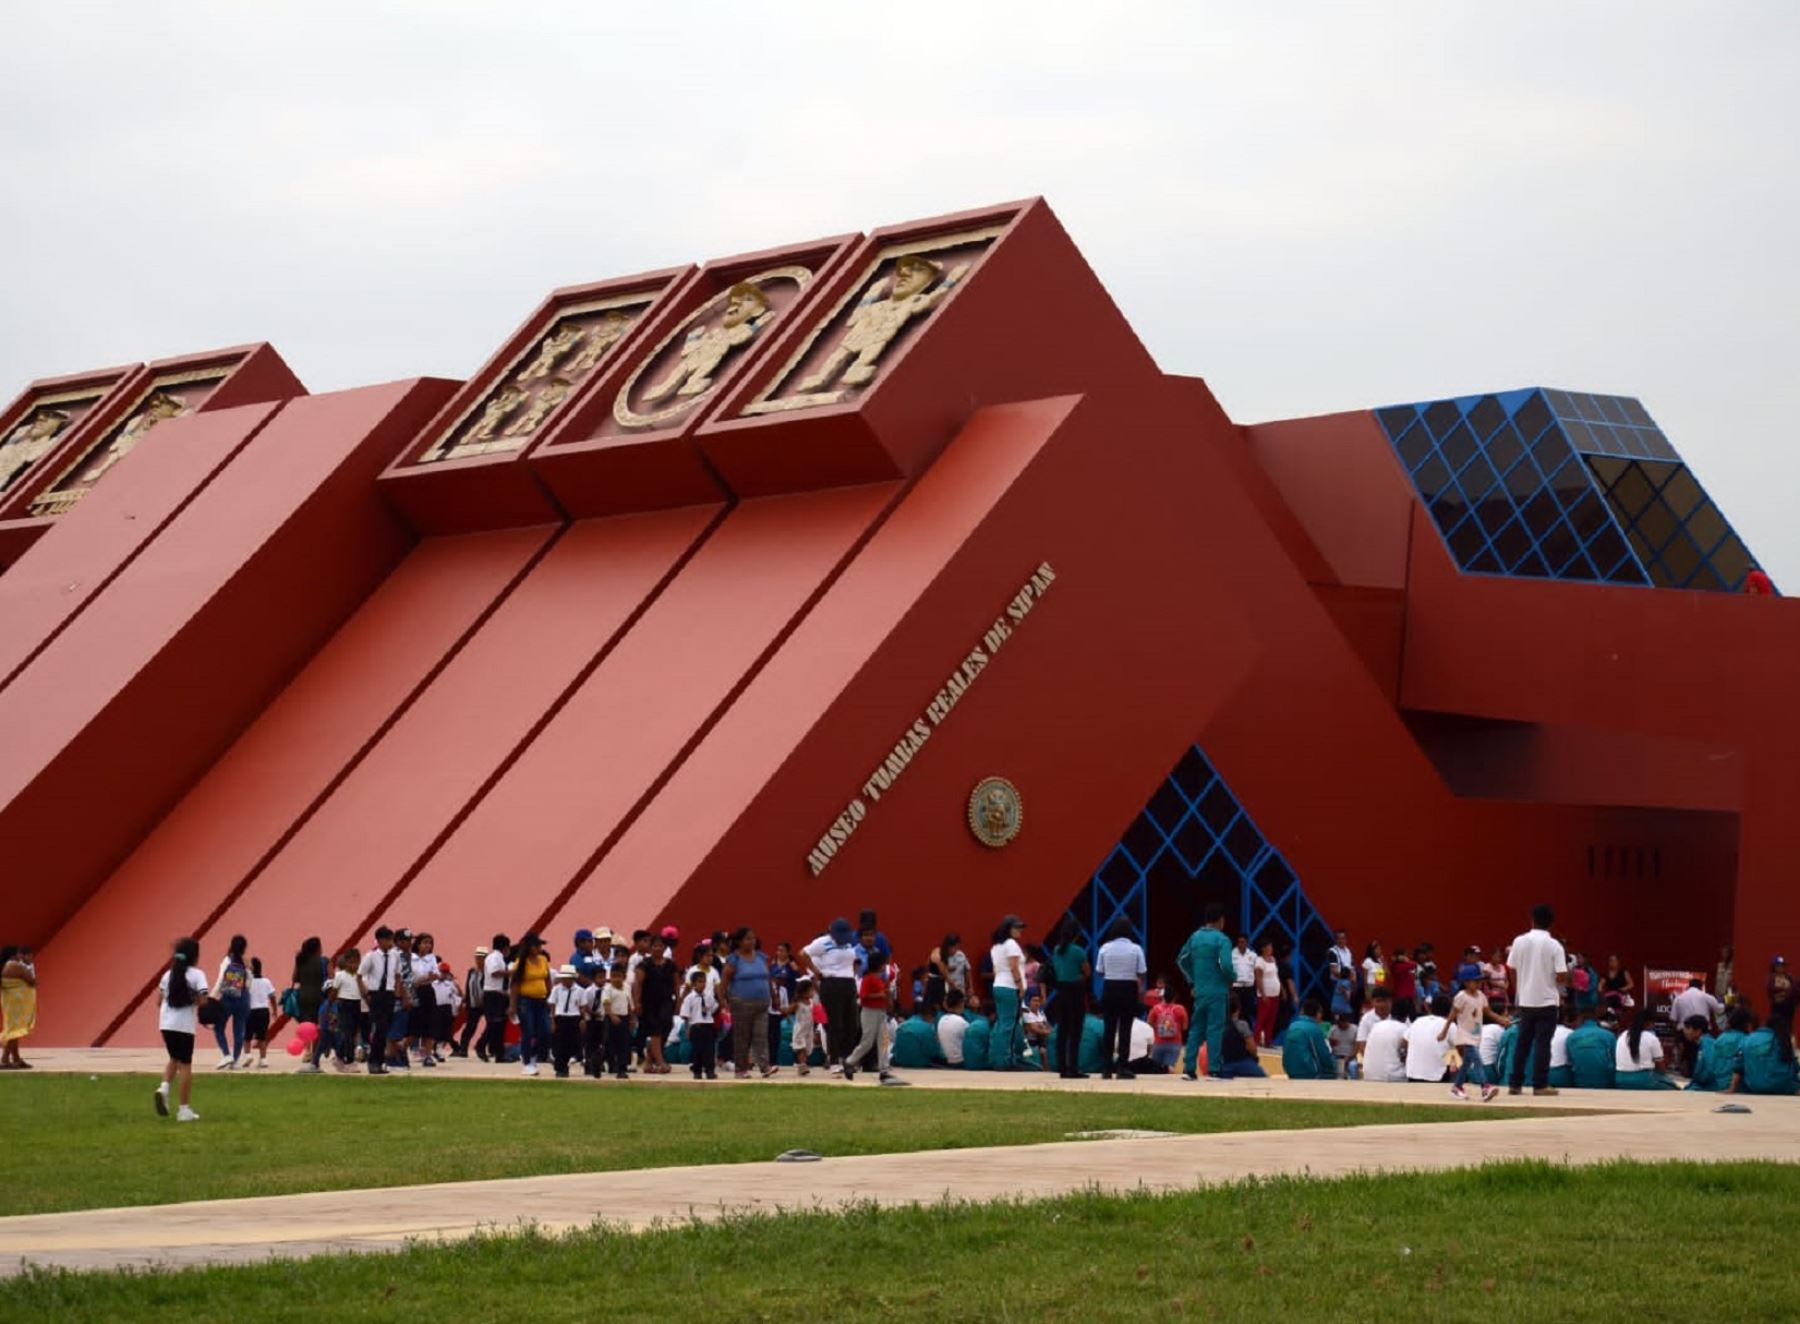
[
  {"x1": 891, "y1": 1012, "x2": 939, "y2": 1069},
  {"x1": 1735, "y1": 1023, "x2": 1799, "y2": 1095},
  {"x1": 1688, "y1": 1009, "x2": 1752, "y2": 1092},
  {"x1": 1281, "y1": 999, "x2": 1335, "y2": 1080},
  {"x1": 961, "y1": 1014, "x2": 992, "y2": 1071},
  {"x1": 1566, "y1": 1014, "x2": 1617, "y2": 1089},
  {"x1": 1177, "y1": 903, "x2": 1236, "y2": 1080}
]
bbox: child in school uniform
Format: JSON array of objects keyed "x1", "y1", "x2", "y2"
[
  {"x1": 578, "y1": 969, "x2": 606, "y2": 1077},
  {"x1": 549, "y1": 965, "x2": 590, "y2": 1078},
  {"x1": 599, "y1": 964, "x2": 633, "y2": 1078},
  {"x1": 681, "y1": 968, "x2": 720, "y2": 1080},
  {"x1": 432, "y1": 965, "x2": 459, "y2": 1056},
  {"x1": 330, "y1": 949, "x2": 364, "y2": 1073},
  {"x1": 246, "y1": 958, "x2": 277, "y2": 1069}
]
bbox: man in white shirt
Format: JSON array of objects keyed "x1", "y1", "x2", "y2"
[
  {"x1": 480, "y1": 935, "x2": 512, "y2": 1063},
  {"x1": 1231, "y1": 935, "x2": 1257, "y2": 1021},
  {"x1": 1403, "y1": 995, "x2": 1452, "y2": 1083},
  {"x1": 1504, "y1": 904, "x2": 1569, "y2": 1096},
  {"x1": 1328, "y1": 931, "x2": 1356, "y2": 989},
  {"x1": 1362, "y1": 1015, "x2": 1408, "y2": 1083},
  {"x1": 1670, "y1": 979, "x2": 1724, "y2": 1034},
  {"x1": 937, "y1": 990, "x2": 971, "y2": 1065}
]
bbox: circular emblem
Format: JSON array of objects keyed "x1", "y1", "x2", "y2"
[{"x1": 967, "y1": 777, "x2": 1023, "y2": 849}]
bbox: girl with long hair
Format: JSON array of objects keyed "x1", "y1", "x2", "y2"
[
  {"x1": 156, "y1": 937, "x2": 210, "y2": 1121},
  {"x1": 211, "y1": 933, "x2": 252, "y2": 1069}
]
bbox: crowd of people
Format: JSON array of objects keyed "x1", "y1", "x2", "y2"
[{"x1": 5, "y1": 901, "x2": 1798, "y2": 1123}]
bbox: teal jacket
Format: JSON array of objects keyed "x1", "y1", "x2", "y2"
[
  {"x1": 892, "y1": 1015, "x2": 940, "y2": 1069},
  {"x1": 1178, "y1": 926, "x2": 1235, "y2": 999},
  {"x1": 961, "y1": 1017, "x2": 992, "y2": 1071},
  {"x1": 1687, "y1": 1030, "x2": 1745, "y2": 1092},
  {"x1": 1738, "y1": 1027, "x2": 1799, "y2": 1095},
  {"x1": 1567, "y1": 1020, "x2": 1617, "y2": 1089},
  {"x1": 1281, "y1": 1015, "x2": 1334, "y2": 1080}
]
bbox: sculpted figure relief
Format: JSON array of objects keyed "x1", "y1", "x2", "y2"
[
  {"x1": 503, "y1": 376, "x2": 571, "y2": 437},
  {"x1": 795, "y1": 255, "x2": 965, "y2": 395},
  {"x1": 88, "y1": 391, "x2": 187, "y2": 481},
  {"x1": 641, "y1": 282, "x2": 772, "y2": 406},
  {"x1": 462, "y1": 383, "x2": 528, "y2": 445},
  {"x1": 563, "y1": 310, "x2": 633, "y2": 376},
  {"x1": 517, "y1": 323, "x2": 582, "y2": 383},
  {"x1": 0, "y1": 408, "x2": 71, "y2": 493}
]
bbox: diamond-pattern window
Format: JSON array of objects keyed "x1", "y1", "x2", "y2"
[
  {"x1": 1063, "y1": 745, "x2": 1333, "y2": 1003},
  {"x1": 1375, "y1": 386, "x2": 1761, "y2": 593}
]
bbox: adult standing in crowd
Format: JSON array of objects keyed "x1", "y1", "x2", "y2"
[
  {"x1": 989, "y1": 915, "x2": 1029, "y2": 1070},
  {"x1": 454, "y1": 945, "x2": 488, "y2": 1059},
  {"x1": 1047, "y1": 917, "x2": 1092, "y2": 1080},
  {"x1": 634, "y1": 932, "x2": 678, "y2": 1074},
  {"x1": 289, "y1": 936, "x2": 328, "y2": 1072},
  {"x1": 930, "y1": 933, "x2": 975, "y2": 1013},
  {"x1": 802, "y1": 918, "x2": 861, "y2": 1072},
  {"x1": 0, "y1": 945, "x2": 36, "y2": 1069},
  {"x1": 1095, "y1": 918, "x2": 1146, "y2": 1080},
  {"x1": 1714, "y1": 946, "x2": 1735, "y2": 1005},
  {"x1": 211, "y1": 933, "x2": 252, "y2": 1070},
  {"x1": 155, "y1": 936, "x2": 209, "y2": 1122},
  {"x1": 1327, "y1": 930, "x2": 1355, "y2": 993},
  {"x1": 1230, "y1": 934, "x2": 1256, "y2": 1022},
  {"x1": 359, "y1": 927, "x2": 402, "y2": 1076},
  {"x1": 510, "y1": 931, "x2": 552, "y2": 1077},
  {"x1": 1767, "y1": 955, "x2": 1795, "y2": 1047},
  {"x1": 1252, "y1": 939, "x2": 1283, "y2": 1046},
  {"x1": 480, "y1": 935, "x2": 511, "y2": 1063},
  {"x1": 725, "y1": 926, "x2": 777, "y2": 1079},
  {"x1": 1600, "y1": 953, "x2": 1634, "y2": 1018},
  {"x1": 1505, "y1": 903, "x2": 1567, "y2": 1096},
  {"x1": 1178, "y1": 902, "x2": 1235, "y2": 1081}
]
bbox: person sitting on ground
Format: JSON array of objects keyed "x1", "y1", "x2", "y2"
[
  {"x1": 935, "y1": 988, "x2": 971, "y2": 1067},
  {"x1": 1020, "y1": 989, "x2": 1053, "y2": 1070},
  {"x1": 1670, "y1": 978, "x2": 1725, "y2": 1051},
  {"x1": 961, "y1": 1003, "x2": 993, "y2": 1071},
  {"x1": 1355, "y1": 985, "x2": 1395, "y2": 1069},
  {"x1": 1547, "y1": 1004, "x2": 1577, "y2": 1088},
  {"x1": 1359, "y1": 990, "x2": 1408, "y2": 1083},
  {"x1": 1566, "y1": 1008, "x2": 1616, "y2": 1089},
  {"x1": 1734, "y1": 1017, "x2": 1799, "y2": 1096},
  {"x1": 1212, "y1": 993, "x2": 1267, "y2": 1079},
  {"x1": 1688, "y1": 1008, "x2": 1752, "y2": 1093},
  {"x1": 1281, "y1": 998, "x2": 1335, "y2": 1080},
  {"x1": 892, "y1": 1003, "x2": 940, "y2": 1069},
  {"x1": 1329, "y1": 1012, "x2": 1357, "y2": 1078},
  {"x1": 1126, "y1": 1014, "x2": 1163, "y2": 1074},
  {"x1": 1615, "y1": 1009, "x2": 1676, "y2": 1089},
  {"x1": 1404, "y1": 993, "x2": 1453, "y2": 1085}
]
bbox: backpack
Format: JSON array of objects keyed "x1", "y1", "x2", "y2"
[{"x1": 219, "y1": 959, "x2": 248, "y2": 1000}]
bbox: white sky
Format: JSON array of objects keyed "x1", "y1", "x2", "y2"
[{"x1": 4, "y1": 3, "x2": 1796, "y2": 580}]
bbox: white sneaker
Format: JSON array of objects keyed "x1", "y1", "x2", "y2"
[
  {"x1": 523, "y1": 1063, "x2": 539, "y2": 1077},
  {"x1": 153, "y1": 1084, "x2": 169, "y2": 1117},
  {"x1": 215, "y1": 1053, "x2": 233, "y2": 1070},
  {"x1": 176, "y1": 1106, "x2": 200, "y2": 1122}
]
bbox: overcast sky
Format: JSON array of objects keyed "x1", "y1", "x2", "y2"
[{"x1": 4, "y1": 4, "x2": 1796, "y2": 580}]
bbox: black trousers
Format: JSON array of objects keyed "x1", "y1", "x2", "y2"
[
  {"x1": 605, "y1": 1019, "x2": 632, "y2": 1076},
  {"x1": 481, "y1": 991, "x2": 509, "y2": 1061},
  {"x1": 1101, "y1": 979, "x2": 1138, "y2": 1074},
  {"x1": 335, "y1": 1003, "x2": 362, "y2": 1063},
  {"x1": 552, "y1": 1017, "x2": 582, "y2": 1076},
  {"x1": 690, "y1": 1023, "x2": 718, "y2": 1077},
  {"x1": 366, "y1": 992, "x2": 396, "y2": 1068},
  {"x1": 1054, "y1": 980, "x2": 1086, "y2": 1075},
  {"x1": 820, "y1": 977, "x2": 859, "y2": 1064},
  {"x1": 457, "y1": 1001, "x2": 486, "y2": 1054},
  {"x1": 1510, "y1": 1005, "x2": 1558, "y2": 1090},
  {"x1": 582, "y1": 1018, "x2": 604, "y2": 1076}
]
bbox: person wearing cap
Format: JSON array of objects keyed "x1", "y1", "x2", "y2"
[
  {"x1": 802, "y1": 918, "x2": 862, "y2": 1072},
  {"x1": 453, "y1": 946, "x2": 489, "y2": 1059},
  {"x1": 1177, "y1": 903, "x2": 1235, "y2": 1080},
  {"x1": 1440, "y1": 963, "x2": 1507, "y2": 1100},
  {"x1": 570, "y1": 930, "x2": 604, "y2": 983},
  {"x1": 988, "y1": 915, "x2": 1029, "y2": 1070},
  {"x1": 509, "y1": 932, "x2": 552, "y2": 1077},
  {"x1": 548, "y1": 964, "x2": 591, "y2": 1078}
]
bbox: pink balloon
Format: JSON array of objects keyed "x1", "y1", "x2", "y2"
[
  {"x1": 295, "y1": 1022, "x2": 319, "y2": 1043},
  {"x1": 286, "y1": 1038, "x2": 305, "y2": 1056}
]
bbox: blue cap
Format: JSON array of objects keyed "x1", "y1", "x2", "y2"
[
  {"x1": 829, "y1": 917, "x2": 853, "y2": 943},
  {"x1": 1456, "y1": 963, "x2": 1483, "y2": 983},
  {"x1": 574, "y1": 928, "x2": 594, "y2": 943}
]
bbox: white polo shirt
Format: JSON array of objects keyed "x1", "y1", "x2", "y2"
[
  {"x1": 1506, "y1": 928, "x2": 1568, "y2": 1009},
  {"x1": 482, "y1": 948, "x2": 509, "y2": 995},
  {"x1": 1362, "y1": 1019, "x2": 1408, "y2": 1082},
  {"x1": 1231, "y1": 948, "x2": 1257, "y2": 985},
  {"x1": 1403, "y1": 1015, "x2": 1450, "y2": 1081},
  {"x1": 804, "y1": 935, "x2": 859, "y2": 980}
]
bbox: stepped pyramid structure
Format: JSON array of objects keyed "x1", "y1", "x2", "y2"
[{"x1": 1, "y1": 199, "x2": 1789, "y2": 1046}]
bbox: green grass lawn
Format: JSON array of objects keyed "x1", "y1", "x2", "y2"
[
  {"x1": 3, "y1": 1160, "x2": 1793, "y2": 1320},
  {"x1": 0, "y1": 1073, "x2": 1535, "y2": 1215}
]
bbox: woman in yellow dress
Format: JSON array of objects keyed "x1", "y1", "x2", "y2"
[{"x1": 1, "y1": 945, "x2": 37, "y2": 1068}]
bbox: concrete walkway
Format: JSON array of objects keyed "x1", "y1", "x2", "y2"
[{"x1": 2, "y1": 1050, "x2": 1795, "y2": 1276}]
